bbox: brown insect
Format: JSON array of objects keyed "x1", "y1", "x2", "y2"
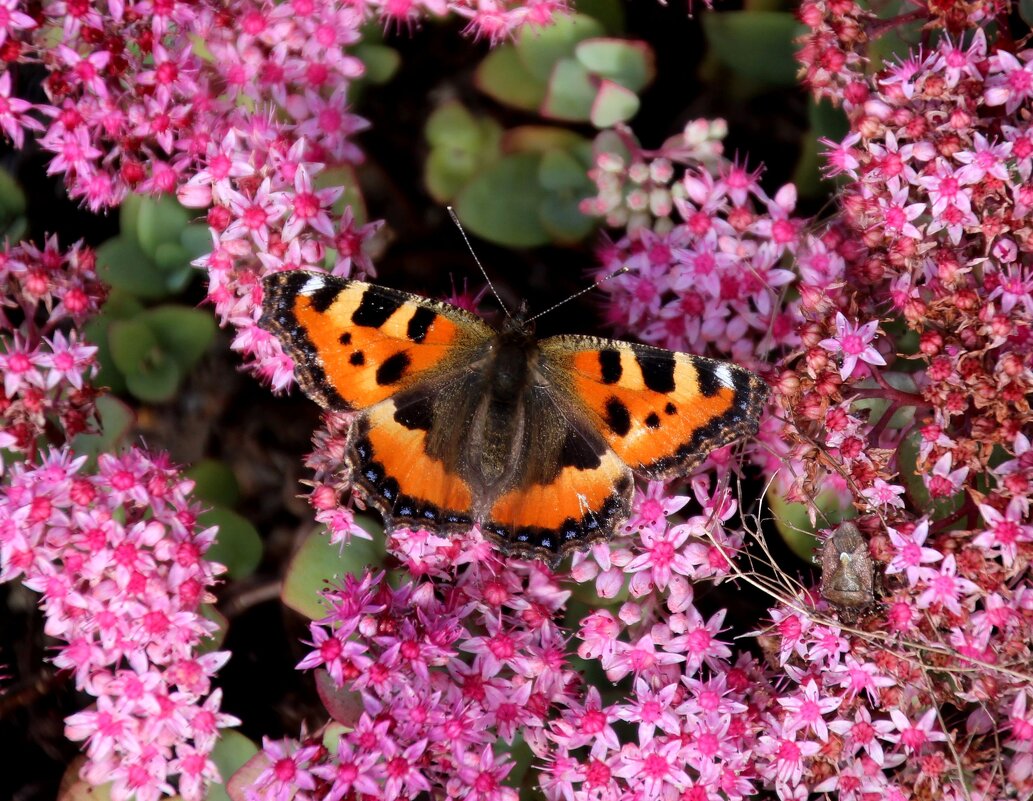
[{"x1": 819, "y1": 522, "x2": 875, "y2": 611}]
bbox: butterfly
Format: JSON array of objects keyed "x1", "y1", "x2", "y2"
[{"x1": 260, "y1": 269, "x2": 769, "y2": 561}]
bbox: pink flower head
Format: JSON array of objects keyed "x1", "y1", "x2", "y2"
[{"x1": 818, "y1": 313, "x2": 887, "y2": 380}]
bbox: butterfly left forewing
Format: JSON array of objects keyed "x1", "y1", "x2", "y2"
[
  {"x1": 539, "y1": 336, "x2": 768, "y2": 479},
  {"x1": 261, "y1": 270, "x2": 493, "y2": 411}
]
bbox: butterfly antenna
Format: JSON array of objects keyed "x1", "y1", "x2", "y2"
[
  {"x1": 524, "y1": 266, "x2": 629, "y2": 325},
  {"x1": 447, "y1": 206, "x2": 511, "y2": 318}
]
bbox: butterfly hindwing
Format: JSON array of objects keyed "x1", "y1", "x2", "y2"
[
  {"x1": 347, "y1": 396, "x2": 477, "y2": 531},
  {"x1": 261, "y1": 270, "x2": 493, "y2": 411},
  {"x1": 539, "y1": 336, "x2": 769, "y2": 479}
]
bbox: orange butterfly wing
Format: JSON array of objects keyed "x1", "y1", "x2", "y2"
[
  {"x1": 539, "y1": 336, "x2": 769, "y2": 479},
  {"x1": 261, "y1": 270, "x2": 493, "y2": 411}
]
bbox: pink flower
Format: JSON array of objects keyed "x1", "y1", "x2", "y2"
[
  {"x1": 818, "y1": 313, "x2": 887, "y2": 380},
  {"x1": 973, "y1": 498, "x2": 1033, "y2": 567},
  {"x1": 875, "y1": 708, "x2": 948, "y2": 753},
  {"x1": 885, "y1": 519, "x2": 942, "y2": 587},
  {"x1": 915, "y1": 554, "x2": 980, "y2": 616},
  {"x1": 777, "y1": 679, "x2": 843, "y2": 741},
  {"x1": 614, "y1": 737, "x2": 693, "y2": 797}
]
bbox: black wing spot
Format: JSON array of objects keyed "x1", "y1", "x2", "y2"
[
  {"x1": 349, "y1": 351, "x2": 365, "y2": 366},
  {"x1": 645, "y1": 412, "x2": 661, "y2": 429},
  {"x1": 352, "y1": 288, "x2": 402, "y2": 327},
  {"x1": 560, "y1": 428, "x2": 602, "y2": 470},
  {"x1": 406, "y1": 306, "x2": 437, "y2": 343},
  {"x1": 599, "y1": 349, "x2": 623, "y2": 384},
  {"x1": 339, "y1": 332, "x2": 352, "y2": 345},
  {"x1": 604, "y1": 397, "x2": 632, "y2": 437},
  {"x1": 309, "y1": 283, "x2": 342, "y2": 313},
  {"x1": 637, "y1": 351, "x2": 676, "y2": 393},
  {"x1": 697, "y1": 365, "x2": 723, "y2": 398},
  {"x1": 376, "y1": 351, "x2": 410, "y2": 385},
  {"x1": 664, "y1": 402, "x2": 677, "y2": 415},
  {"x1": 394, "y1": 394, "x2": 434, "y2": 431}
]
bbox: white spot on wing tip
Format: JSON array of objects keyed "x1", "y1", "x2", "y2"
[
  {"x1": 300, "y1": 276, "x2": 325, "y2": 296},
  {"x1": 715, "y1": 364, "x2": 735, "y2": 389}
]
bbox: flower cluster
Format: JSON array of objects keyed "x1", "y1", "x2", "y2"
[
  {"x1": 253, "y1": 565, "x2": 567, "y2": 801},
  {"x1": 767, "y1": 27, "x2": 1033, "y2": 800},
  {"x1": 0, "y1": 447, "x2": 236, "y2": 801},
  {"x1": 0, "y1": 237, "x2": 104, "y2": 458},
  {"x1": 582, "y1": 120, "x2": 799, "y2": 374}
]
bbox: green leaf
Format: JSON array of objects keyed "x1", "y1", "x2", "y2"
[
  {"x1": 590, "y1": 79, "x2": 640, "y2": 128},
  {"x1": 515, "y1": 14, "x2": 606, "y2": 82},
  {"x1": 538, "y1": 149, "x2": 590, "y2": 191},
  {"x1": 98, "y1": 289, "x2": 146, "y2": 321},
  {"x1": 574, "y1": 0, "x2": 625, "y2": 33},
  {"x1": 355, "y1": 43, "x2": 400, "y2": 84},
  {"x1": 140, "y1": 305, "x2": 216, "y2": 370},
  {"x1": 475, "y1": 46, "x2": 547, "y2": 112},
  {"x1": 136, "y1": 195, "x2": 190, "y2": 257},
  {"x1": 767, "y1": 481, "x2": 853, "y2": 560},
  {"x1": 315, "y1": 669, "x2": 365, "y2": 726},
  {"x1": 426, "y1": 101, "x2": 483, "y2": 149},
  {"x1": 207, "y1": 732, "x2": 259, "y2": 801},
  {"x1": 0, "y1": 166, "x2": 26, "y2": 217},
  {"x1": 187, "y1": 459, "x2": 241, "y2": 507},
  {"x1": 425, "y1": 146, "x2": 479, "y2": 203},
  {"x1": 898, "y1": 429, "x2": 965, "y2": 522},
  {"x1": 281, "y1": 521, "x2": 385, "y2": 620},
  {"x1": 200, "y1": 506, "x2": 262, "y2": 579},
  {"x1": 198, "y1": 603, "x2": 228, "y2": 653},
  {"x1": 539, "y1": 193, "x2": 594, "y2": 244},
  {"x1": 108, "y1": 318, "x2": 160, "y2": 375},
  {"x1": 1021, "y1": 0, "x2": 1033, "y2": 27},
  {"x1": 71, "y1": 395, "x2": 135, "y2": 465},
  {"x1": 83, "y1": 318, "x2": 128, "y2": 395},
  {"x1": 794, "y1": 97, "x2": 851, "y2": 197},
  {"x1": 575, "y1": 39, "x2": 655, "y2": 92},
  {"x1": 503, "y1": 126, "x2": 588, "y2": 155},
  {"x1": 454, "y1": 153, "x2": 551, "y2": 248},
  {"x1": 124, "y1": 355, "x2": 182, "y2": 402},
  {"x1": 701, "y1": 11, "x2": 803, "y2": 87},
  {"x1": 181, "y1": 223, "x2": 213, "y2": 258},
  {"x1": 96, "y1": 238, "x2": 168, "y2": 299},
  {"x1": 541, "y1": 58, "x2": 596, "y2": 122}
]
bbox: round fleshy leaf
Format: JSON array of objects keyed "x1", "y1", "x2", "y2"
[
  {"x1": 538, "y1": 148, "x2": 590, "y2": 191},
  {"x1": 315, "y1": 669, "x2": 365, "y2": 726},
  {"x1": 355, "y1": 42, "x2": 400, "y2": 84},
  {"x1": 454, "y1": 153, "x2": 551, "y2": 247},
  {"x1": 96, "y1": 237, "x2": 168, "y2": 299},
  {"x1": 124, "y1": 354, "x2": 181, "y2": 403},
  {"x1": 197, "y1": 603, "x2": 228, "y2": 653},
  {"x1": 539, "y1": 193, "x2": 595, "y2": 244},
  {"x1": 590, "y1": 79, "x2": 640, "y2": 128},
  {"x1": 187, "y1": 459, "x2": 241, "y2": 507},
  {"x1": 108, "y1": 318, "x2": 160, "y2": 376},
  {"x1": 701, "y1": 11, "x2": 803, "y2": 87},
  {"x1": 136, "y1": 195, "x2": 191, "y2": 256},
  {"x1": 207, "y1": 732, "x2": 259, "y2": 801},
  {"x1": 575, "y1": 38, "x2": 655, "y2": 92},
  {"x1": 541, "y1": 58, "x2": 596, "y2": 122},
  {"x1": 227, "y1": 750, "x2": 271, "y2": 801},
  {"x1": 515, "y1": 14, "x2": 606, "y2": 82},
  {"x1": 71, "y1": 395, "x2": 135, "y2": 465},
  {"x1": 426, "y1": 100, "x2": 484, "y2": 150},
  {"x1": 503, "y1": 126, "x2": 589, "y2": 155},
  {"x1": 476, "y1": 45, "x2": 546, "y2": 111},
  {"x1": 281, "y1": 520, "x2": 385, "y2": 620},
  {"x1": 200, "y1": 506, "x2": 262, "y2": 579},
  {"x1": 140, "y1": 305, "x2": 216, "y2": 370}
]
